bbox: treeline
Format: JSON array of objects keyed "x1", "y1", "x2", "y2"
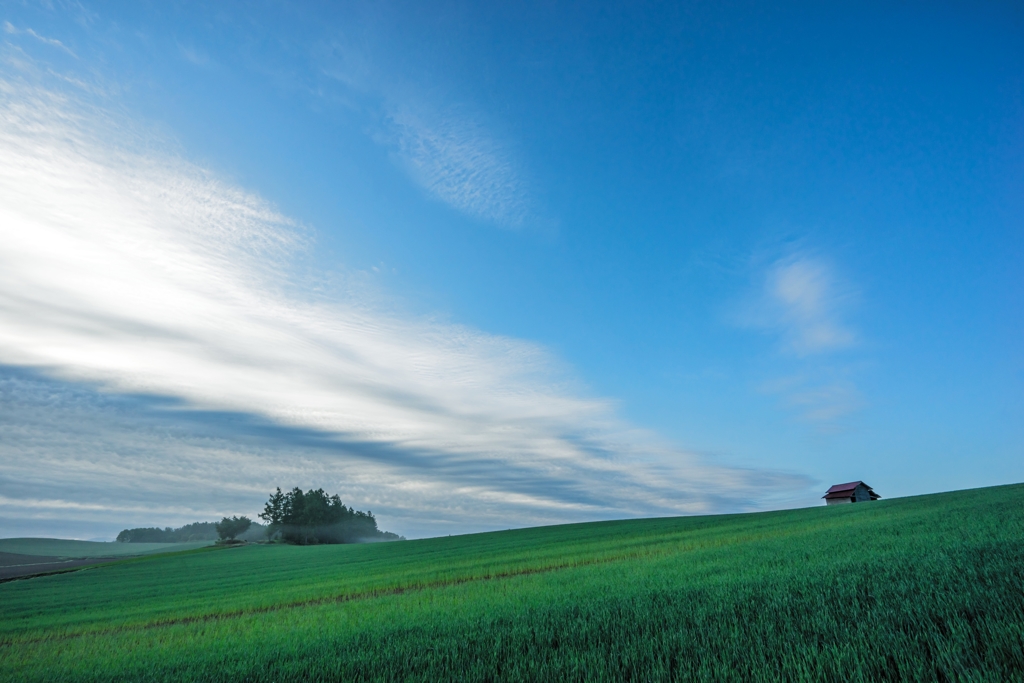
[
  {"x1": 260, "y1": 487, "x2": 403, "y2": 544},
  {"x1": 117, "y1": 521, "x2": 266, "y2": 543},
  {"x1": 116, "y1": 488, "x2": 403, "y2": 545}
]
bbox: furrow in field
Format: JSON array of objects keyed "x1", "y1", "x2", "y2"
[{"x1": 2, "y1": 550, "x2": 640, "y2": 645}]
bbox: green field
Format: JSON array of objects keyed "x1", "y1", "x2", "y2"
[
  {"x1": 1, "y1": 484, "x2": 1022, "y2": 682},
  {"x1": 0, "y1": 538, "x2": 213, "y2": 558}
]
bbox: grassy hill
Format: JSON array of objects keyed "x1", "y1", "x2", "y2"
[{"x1": 1, "y1": 484, "x2": 1022, "y2": 681}]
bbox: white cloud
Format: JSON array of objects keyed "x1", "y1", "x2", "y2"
[{"x1": 0, "y1": 80, "x2": 810, "y2": 537}]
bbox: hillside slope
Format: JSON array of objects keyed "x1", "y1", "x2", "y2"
[{"x1": 2, "y1": 484, "x2": 1023, "y2": 681}]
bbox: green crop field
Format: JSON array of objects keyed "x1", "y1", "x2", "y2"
[{"x1": 1, "y1": 484, "x2": 1022, "y2": 682}]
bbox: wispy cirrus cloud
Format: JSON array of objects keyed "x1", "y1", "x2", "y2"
[
  {"x1": 178, "y1": 43, "x2": 211, "y2": 68},
  {"x1": 749, "y1": 254, "x2": 858, "y2": 356},
  {"x1": 318, "y1": 35, "x2": 533, "y2": 229},
  {"x1": 384, "y1": 104, "x2": 531, "y2": 227},
  {"x1": 757, "y1": 373, "x2": 865, "y2": 427},
  {"x1": 735, "y1": 251, "x2": 865, "y2": 428},
  {"x1": 0, "y1": 80, "x2": 809, "y2": 538},
  {"x1": 3, "y1": 21, "x2": 77, "y2": 59}
]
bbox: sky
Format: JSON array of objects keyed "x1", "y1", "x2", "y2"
[{"x1": 0, "y1": 1, "x2": 1021, "y2": 541}]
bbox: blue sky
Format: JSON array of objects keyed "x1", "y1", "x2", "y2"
[{"x1": 0, "y1": 1, "x2": 1021, "y2": 540}]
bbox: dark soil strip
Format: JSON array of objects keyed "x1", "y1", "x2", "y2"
[
  {"x1": 0, "y1": 552, "x2": 68, "y2": 568},
  {"x1": 0, "y1": 544, "x2": 236, "y2": 585},
  {"x1": 0, "y1": 556, "x2": 124, "y2": 581}
]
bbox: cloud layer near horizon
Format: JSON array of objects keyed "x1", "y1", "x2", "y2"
[{"x1": 0, "y1": 80, "x2": 809, "y2": 538}]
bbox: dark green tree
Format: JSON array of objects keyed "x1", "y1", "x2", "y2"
[
  {"x1": 215, "y1": 515, "x2": 252, "y2": 541},
  {"x1": 259, "y1": 487, "x2": 286, "y2": 539}
]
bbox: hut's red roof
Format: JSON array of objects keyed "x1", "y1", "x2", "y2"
[
  {"x1": 822, "y1": 481, "x2": 880, "y2": 500},
  {"x1": 825, "y1": 481, "x2": 864, "y2": 494}
]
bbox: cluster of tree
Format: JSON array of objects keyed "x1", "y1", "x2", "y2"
[
  {"x1": 259, "y1": 487, "x2": 403, "y2": 544},
  {"x1": 215, "y1": 515, "x2": 252, "y2": 541},
  {"x1": 116, "y1": 489, "x2": 401, "y2": 546},
  {"x1": 117, "y1": 520, "x2": 266, "y2": 543}
]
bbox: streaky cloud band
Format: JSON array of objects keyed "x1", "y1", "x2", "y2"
[{"x1": 0, "y1": 79, "x2": 811, "y2": 538}]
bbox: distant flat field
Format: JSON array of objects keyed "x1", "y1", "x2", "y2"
[
  {"x1": 2, "y1": 485, "x2": 1023, "y2": 682},
  {"x1": 0, "y1": 539, "x2": 215, "y2": 581},
  {"x1": 0, "y1": 538, "x2": 212, "y2": 558}
]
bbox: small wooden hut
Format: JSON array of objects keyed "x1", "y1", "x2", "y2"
[{"x1": 823, "y1": 481, "x2": 880, "y2": 505}]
